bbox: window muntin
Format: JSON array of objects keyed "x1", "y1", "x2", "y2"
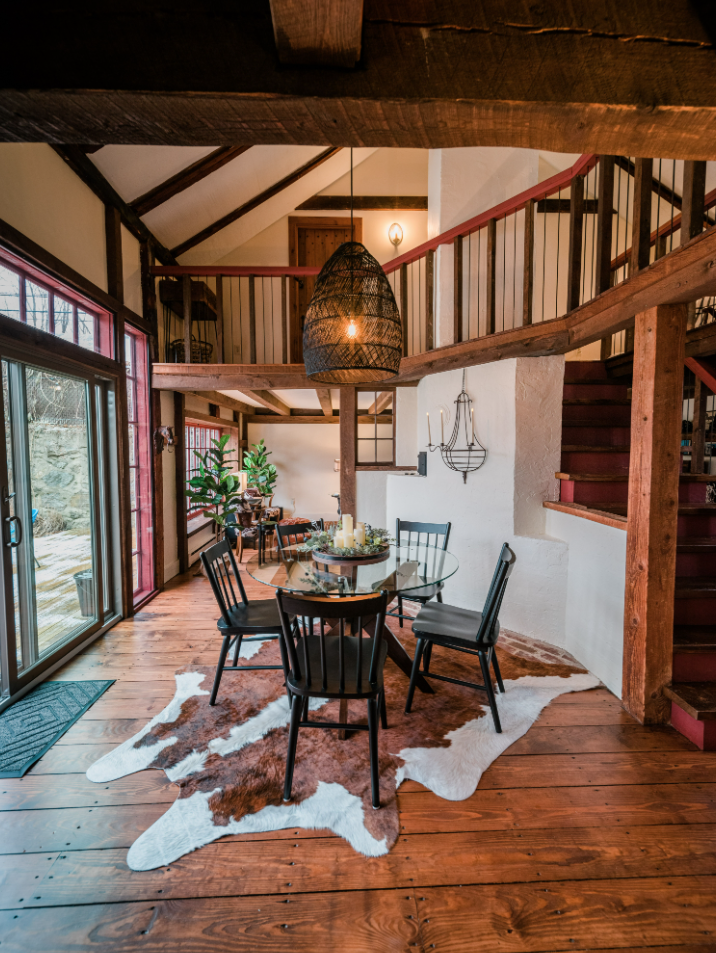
[
  {"x1": 185, "y1": 424, "x2": 221, "y2": 517},
  {"x1": 356, "y1": 389, "x2": 395, "y2": 466}
]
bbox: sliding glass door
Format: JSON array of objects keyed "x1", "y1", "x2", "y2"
[{"x1": 0, "y1": 350, "x2": 120, "y2": 702}]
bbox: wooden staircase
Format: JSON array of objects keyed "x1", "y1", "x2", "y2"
[{"x1": 557, "y1": 360, "x2": 716, "y2": 750}]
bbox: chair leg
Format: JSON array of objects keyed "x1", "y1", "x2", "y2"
[
  {"x1": 423, "y1": 641, "x2": 433, "y2": 673},
  {"x1": 236, "y1": 534, "x2": 243, "y2": 564},
  {"x1": 231, "y1": 634, "x2": 244, "y2": 667},
  {"x1": 301, "y1": 696, "x2": 310, "y2": 720},
  {"x1": 405, "y1": 638, "x2": 425, "y2": 714},
  {"x1": 479, "y1": 651, "x2": 502, "y2": 733},
  {"x1": 436, "y1": 591, "x2": 443, "y2": 603},
  {"x1": 491, "y1": 648, "x2": 505, "y2": 693},
  {"x1": 283, "y1": 694, "x2": 303, "y2": 801},
  {"x1": 210, "y1": 635, "x2": 232, "y2": 706},
  {"x1": 397, "y1": 594, "x2": 404, "y2": 627},
  {"x1": 379, "y1": 690, "x2": 388, "y2": 729},
  {"x1": 367, "y1": 698, "x2": 380, "y2": 809}
]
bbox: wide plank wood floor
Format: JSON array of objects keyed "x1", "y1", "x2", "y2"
[{"x1": 2, "y1": 568, "x2": 716, "y2": 952}]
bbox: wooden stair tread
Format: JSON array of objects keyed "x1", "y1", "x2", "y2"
[
  {"x1": 676, "y1": 537, "x2": 716, "y2": 552},
  {"x1": 562, "y1": 398, "x2": 632, "y2": 406},
  {"x1": 674, "y1": 625, "x2": 716, "y2": 647},
  {"x1": 679, "y1": 474, "x2": 716, "y2": 482},
  {"x1": 663, "y1": 683, "x2": 716, "y2": 720},
  {"x1": 556, "y1": 472, "x2": 628, "y2": 482},
  {"x1": 677, "y1": 505, "x2": 716, "y2": 514},
  {"x1": 674, "y1": 576, "x2": 716, "y2": 596}
]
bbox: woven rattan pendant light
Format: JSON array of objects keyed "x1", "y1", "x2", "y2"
[{"x1": 303, "y1": 150, "x2": 403, "y2": 383}]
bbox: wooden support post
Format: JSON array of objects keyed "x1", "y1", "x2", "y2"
[
  {"x1": 691, "y1": 376, "x2": 708, "y2": 475},
  {"x1": 182, "y1": 275, "x2": 192, "y2": 364},
  {"x1": 631, "y1": 158, "x2": 653, "y2": 274},
  {"x1": 400, "y1": 262, "x2": 408, "y2": 356},
  {"x1": 281, "y1": 276, "x2": 288, "y2": 365},
  {"x1": 486, "y1": 219, "x2": 496, "y2": 335},
  {"x1": 105, "y1": 206, "x2": 123, "y2": 304},
  {"x1": 425, "y1": 250, "x2": 435, "y2": 351},
  {"x1": 566, "y1": 174, "x2": 585, "y2": 313},
  {"x1": 174, "y1": 392, "x2": 189, "y2": 574},
  {"x1": 681, "y1": 161, "x2": 707, "y2": 245},
  {"x1": 215, "y1": 275, "x2": 224, "y2": 364},
  {"x1": 339, "y1": 387, "x2": 357, "y2": 520},
  {"x1": 248, "y1": 275, "x2": 257, "y2": 365},
  {"x1": 453, "y1": 235, "x2": 463, "y2": 344},
  {"x1": 623, "y1": 303, "x2": 687, "y2": 725},
  {"x1": 595, "y1": 157, "x2": 615, "y2": 295},
  {"x1": 522, "y1": 200, "x2": 534, "y2": 327}
]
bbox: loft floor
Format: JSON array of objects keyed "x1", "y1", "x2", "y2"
[{"x1": 1, "y1": 570, "x2": 716, "y2": 952}]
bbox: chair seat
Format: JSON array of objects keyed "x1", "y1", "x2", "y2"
[
  {"x1": 413, "y1": 600, "x2": 499, "y2": 647},
  {"x1": 401, "y1": 582, "x2": 444, "y2": 603},
  {"x1": 218, "y1": 599, "x2": 284, "y2": 635},
  {"x1": 287, "y1": 635, "x2": 388, "y2": 698}
]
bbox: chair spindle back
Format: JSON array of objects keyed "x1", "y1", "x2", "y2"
[
  {"x1": 276, "y1": 519, "x2": 325, "y2": 552},
  {"x1": 200, "y1": 538, "x2": 249, "y2": 626},
  {"x1": 475, "y1": 542, "x2": 515, "y2": 647},
  {"x1": 396, "y1": 519, "x2": 451, "y2": 552}
]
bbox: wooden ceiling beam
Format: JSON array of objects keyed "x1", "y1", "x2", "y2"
[
  {"x1": 316, "y1": 388, "x2": 334, "y2": 417},
  {"x1": 171, "y1": 148, "x2": 341, "y2": 257},
  {"x1": 185, "y1": 390, "x2": 254, "y2": 415},
  {"x1": 269, "y1": 0, "x2": 363, "y2": 67},
  {"x1": 367, "y1": 392, "x2": 393, "y2": 414},
  {"x1": 297, "y1": 195, "x2": 427, "y2": 211},
  {"x1": 243, "y1": 390, "x2": 291, "y2": 416},
  {"x1": 131, "y1": 146, "x2": 252, "y2": 217}
]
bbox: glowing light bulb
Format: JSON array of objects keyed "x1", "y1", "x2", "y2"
[
  {"x1": 347, "y1": 319, "x2": 357, "y2": 339},
  {"x1": 388, "y1": 223, "x2": 403, "y2": 247}
]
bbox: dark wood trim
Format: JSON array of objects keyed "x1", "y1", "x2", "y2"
[
  {"x1": 340, "y1": 387, "x2": 357, "y2": 519},
  {"x1": 486, "y1": 219, "x2": 497, "y2": 335},
  {"x1": 186, "y1": 409, "x2": 239, "y2": 430},
  {"x1": 623, "y1": 303, "x2": 687, "y2": 725},
  {"x1": 536, "y1": 198, "x2": 600, "y2": 214},
  {"x1": 595, "y1": 156, "x2": 615, "y2": 295},
  {"x1": 114, "y1": 315, "x2": 134, "y2": 619},
  {"x1": 244, "y1": 389, "x2": 290, "y2": 415},
  {"x1": 522, "y1": 200, "x2": 534, "y2": 327},
  {"x1": 543, "y1": 500, "x2": 626, "y2": 530},
  {"x1": 269, "y1": 0, "x2": 363, "y2": 67},
  {"x1": 248, "y1": 276, "x2": 257, "y2": 365},
  {"x1": 316, "y1": 388, "x2": 333, "y2": 417},
  {"x1": 0, "y1": 311, "x2": 120, "y2": 377},
  {"x1": 453, "y1": 235, "x2": 463, "y2": 344},
  {"x1": 296, "y1": 195, "x2": 428, "y2": 211},
  {"x1": 400, "y1": 262, "x2": 408, "y2": 356},
  {"x1": 174, "y1": 392, "x2": 189, "y2": 575},
  {"x1": 566, "y1": 174, "x2": 584, "y2": 313},
  {"x1": 141, "y1": 240, "x2": 164, "y2": 595},
  {"x1": 51, "y1": 146, "x2": 176, "y2": 266},
  {"x1": 681, "y1": 161, "x2": 707, "y2": 245},
  {"x1": 247, "y1": 414, "x2": 339, "y2": 423},
  {"x1": 631, "y1": 158, "x2": 653, "y2": 274},
  {"x1": 215, "y1": 276, "x2": 224, "y2": 365},
  {"x1": 356, "y1": 465, "x2": 418, "y2": 472},
  {"x1": 172, "y1": 148, "x2": 342, "y2": 257},
  {"x1": 186, "y1": 390, "x2": 254, "y2": 415},
  {"x1": 130, "y1": 146, "x2": 252, "y2": 217},
  {"x1": 104, "y1": 206, "x2": 123, "y2": 304},
  {"x1": 425, "y1": 249, "x2": 434, "y2": 351},
  {"x1": 182, "y1": 275, "x2": 192, "y2": 365}
]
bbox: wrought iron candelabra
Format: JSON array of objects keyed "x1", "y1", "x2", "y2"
[{"x1": 427, "y1": 371, "x2": 487, "y2": 483}]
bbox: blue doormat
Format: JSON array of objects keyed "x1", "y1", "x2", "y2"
[{"x1": 0, "y1": 680, "x2": 114, "y2": 777}]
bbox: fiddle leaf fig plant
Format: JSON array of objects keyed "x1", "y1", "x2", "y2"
[
  {"x1": 185, "y1": 433, "x2": 242, "y2": 528},
  {"x1": 243, "y1": 438, "x2": 278, "y2": 494}
]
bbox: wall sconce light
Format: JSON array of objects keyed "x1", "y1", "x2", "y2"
[
  {"x1": 334, "y1": 458, "x2": 341, "y2": 472},
  {"x1": 388, "y1": 223, "x2": 403, "y2": 248}
]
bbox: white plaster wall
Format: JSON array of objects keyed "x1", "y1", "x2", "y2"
[
  {"x1": 396, "y1": 388, "x2": 418, "y2": 467},
  {"x1": 121, "y1": 225, "x2": 143, "y2": 316},
  {"x1": 545, "y1": 509, "x2": 627, "y2": 697},
  {"x1": 386, "y1": 357, "x2": 568, "y2": 645},
  {"x1": 0, "y1": 144, "x2": 107, "y2": 291}
]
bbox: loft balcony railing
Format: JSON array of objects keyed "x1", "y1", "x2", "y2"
[{"x1": 151, "y1": 155, "x2": 716, "y2": 367}]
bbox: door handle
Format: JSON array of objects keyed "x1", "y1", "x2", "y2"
[{"x1": 5, "y1": 515, "x2": 22, "y2": 548}]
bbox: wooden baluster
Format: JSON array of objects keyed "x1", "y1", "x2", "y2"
[
  {"x1": 182, "y1": 274, "x2": 192, "y2": 364},
  {"x1": 595, "y1": 157, "x2": 615, "y2": 359},
  {"x1": 400, "y1": 262, "x2": 408, "y2": 356},
  {"x1": 486, "y1": 219, "x2": 496, "y2": 335},
  {"x1": 522, "y1": 200, "x2": 534, "y2": 328},
  {"x1": 566, "y1": 173, "x2": 585, "y2": 313},
  {"x1": 453, "y1": 235, "x2": 463, "y2": 344},
  {"x1": 682, "y1": 161, "x2": 707, "y2": 329},
  {"x1": 691, "y1": 376, "x2": 709, "y2": 475},
  {"x1": 215, "y1": 275, "x2": 224, "y2": 364},
  {"x1": 425, "y1": 250, "x2": 435, "y2": 351},
  {"x1": 625, "y1": 157, "x2": 654, "y2": 354},
  {"x1": 248, "y1": 274, "x2": 257, "y2": 364},
  {"x1": 281, "y1": 275, "x2": 288, "y2": 365}
]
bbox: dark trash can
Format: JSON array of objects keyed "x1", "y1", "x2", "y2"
[{"x1": 73, "y1": 570, "x2": 95, "y2": 618}]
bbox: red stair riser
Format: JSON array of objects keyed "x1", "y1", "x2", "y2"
[
  {"x1": 560, "y1": 480, "x2": 629, "y2": 505},
  {"x1": 562, "y1": 426, "x2": 631, "y2": 447},
  {"x1": 673, "y1": 651, "x2": 716, "y2": 681},
  {"x1": 563, "y1": 383, "x2": 630, "y2": 399},
  {"x1": 562, "y1": 405, "x2": 632, "y2": 426},
  {"x1": 560, "y1": 451, "x2": 630, "y2": 473},
  {"x1": 563, "y1": 361, "x2": 609, "y2": 381},
  {"x1": 678, "y1": 514, "x2": 716, "y2": 536},
  {"x1": 676, "y1": 552, "x2": 716, "y2": 576},
  {"x1": 674, "y1": 600, "x2": 716, "y2": 626},
  {"x1": 679, "y1": 483, "x2": 710, "y2": 504},
  {"x1": 670, "y1": 702, "x2": 716, "y2": 750}
]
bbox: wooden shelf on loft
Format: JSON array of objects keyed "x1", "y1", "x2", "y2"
[{"x1": 159, "y1": 278, "x2": 217, "y2": 323}]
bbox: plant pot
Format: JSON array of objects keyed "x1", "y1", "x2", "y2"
[{"x1": 73, "y1": 570, "x2": 95, "y2": 618}]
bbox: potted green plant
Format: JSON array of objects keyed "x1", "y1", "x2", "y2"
[
  {"x1": 243, "y1": 438, "x2": 278, "y2": 501},
  {"x1": 185, "y1": 434, "x2": 242, "y2": 533}
]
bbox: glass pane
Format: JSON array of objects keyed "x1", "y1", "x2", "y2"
[
  {"x1": 0, "y1": 265, "x2": 21, "y2": 322},
  {"x1": 124, "y1": 333, "x2": 134, "y2": 376},
  {"x1": 376, "y1": 423, "x2": 393, "y2": 438},
  {"x1": 129, "y1": 468, "x2": 137, "y2": 508},
  {"x1": 2, "y1": 361, "x2": 22, "y2": 677},
  {"x1": 356, "y1": 391, "x2": 377, "y2": 410},
  {"x1": 53, "y1": 296, "x2": 74, "y2": 342},
  {"x1": 357, "y1": 423, "x2": 375, "y2": 439},
  {"x1": 128, "y1": 424, "x2": 136, "y2": 465},
  {"x1": 376, "y1": 439, "x2": 394, "y2": 463},
  {"x1": 78, "y1": 309, "x2": 95, "y2": 351},
  {"x1": 131, "y1": 510, "x2": 137, "y2": 552},
  {"x1": 25, "y1": 365, "x2": 96, "y2": 654},
  {"x1": 126, "y1": 379, "x2": 135, "y2": 422},
  {"x1": 25, "y1": 281, "x2": 49, "y2": 332},
  {"x1": 132, "y1": 554, "x2": 139, "y2": 593},
  {"x1": 357, "y1": 440, "x2": 376, "y2": 463}
]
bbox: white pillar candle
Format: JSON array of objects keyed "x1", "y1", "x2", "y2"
[
  {"x1": 334, "y1": 530, "x2": 344, "y2": 548},
  {"x1": 344, "y1": 531, "x2": 355, "y2": 549},
  {"x1": 343, "y1": 514, "x2": 353, "y2": 535},
  {"x1": 354, "y1": 523, "x2": 366, "y2": 545}
]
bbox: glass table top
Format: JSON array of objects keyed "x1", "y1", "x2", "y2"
[{"x1": 246, "y1": 543, "x2": 459, "y2": 597}]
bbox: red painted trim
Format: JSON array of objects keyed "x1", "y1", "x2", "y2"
[
  {"x1": 671, "y1": 702, "x2": 716, "y2": 750},
  {"x1": 685, "y1": 356, "x2": 716, "y2": 394}
]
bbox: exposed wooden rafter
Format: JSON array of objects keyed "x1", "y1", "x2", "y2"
[
  {"x1": 243, "y1": 390, "x2": 291, "y2": 416},
  {"x1": 297, "y1": 195, "x2": 427, "y2": 211},
  {"x1": 269, "y1": 0, "x2": 364, "y2": 67},
  {"x1": 186, "y1": 390, "x2": 253, "y2": 416},
  {"x1": 367, "y1": 392, "x2": 393, "y2": 414},
  {"x1": 171, "y1": 148, "x2": 341, "y2": 257},
  {"x1": 316, "y1": 388, "x2": 334, "y2": 416},
  {"x1": 131, "y1": 146, "x2": 252, "y2": 217}
]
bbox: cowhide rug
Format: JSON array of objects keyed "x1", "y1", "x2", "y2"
[{"x1": 87, "y1": 632, "x2": 599, "y2": 871}]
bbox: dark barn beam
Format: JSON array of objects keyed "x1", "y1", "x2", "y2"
[
  {"x1": 1, "y1": 5, "x2": 715, "y2": 158},
  {"x1": 270, "y1": 0, "x2": 364, "y2": 67},
  {"x1": 296, "y1": 195, "x2": 428, "y2": 211}
]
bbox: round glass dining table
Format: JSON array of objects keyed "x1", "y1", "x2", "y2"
[{"x1": 246, "y1": 543, "x2": 459, "y2": 694}]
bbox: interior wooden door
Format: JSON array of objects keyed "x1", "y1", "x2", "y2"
[{"x1": 289, "y1": 217, "x2": 362, "y2": 363}]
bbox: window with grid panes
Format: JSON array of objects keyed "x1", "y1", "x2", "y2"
[
  {"x1": 185, "y1": 424, "x2": 221, "y2": 516},
  {"x1": 125, "y1": 328, "x2": 154, "y2": 601},
  {"x1": 356, "y1": 389, "x2": 395, "y2": 466}
]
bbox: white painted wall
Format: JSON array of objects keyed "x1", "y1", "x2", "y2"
[{"x1": 545, "y1": 509, "x2": 627, "y2": 696}]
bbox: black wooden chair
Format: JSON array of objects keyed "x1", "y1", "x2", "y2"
[
  {"x1": 390, "y1": 519, "x2": 452, "y2": 627},
  {"x1": 275, "y1": 518, "x2": 324, "y2": 553},
  {"x1": 405, "y1": 542, "x2": 516, "y2": 733},
  {"x1": 275, "y1": 590, "x2": 390, "y2": 809},
  {"x1": 201, "y1": 539, "x2": 289, "y2": 706}
]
